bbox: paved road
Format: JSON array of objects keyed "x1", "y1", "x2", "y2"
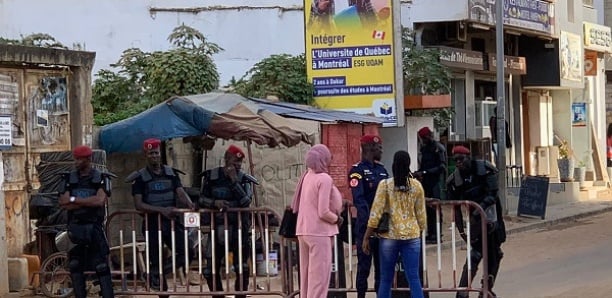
[
  {"x1": 491, "y1": 211, "x2": 612, "y2": 298},
  {"x1": 424, "y1": 211, "x2": 612, "y2": 298}
]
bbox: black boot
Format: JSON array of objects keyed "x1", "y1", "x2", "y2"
[
  {"x1": 69, "y1": 271, "x2": 88, "y2": 298},
  {"x1": 205, "y1": 275, "x2": 224, "y2": 298},
  {"x1": 95, "y1": 264, "x2": 115, "y2": 298}
]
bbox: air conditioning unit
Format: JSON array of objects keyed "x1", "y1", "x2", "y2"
[
  {"x1": 583, "y1": 0, "x2": 594, "y2": 7},
  {"x1": 535, "y1": 146, "x2": 550, "y2": 176}
]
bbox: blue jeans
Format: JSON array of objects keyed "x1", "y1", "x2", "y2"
[{"x1": 378, "y1": 238, "x2": 424, "y2": 298}]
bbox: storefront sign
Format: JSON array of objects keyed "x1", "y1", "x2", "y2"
[
  {"x1": 468, "y1": 0, "x2": 555, "y2": 35},
  {"x1": 489, "y1": 55, "x2": 527, "y2": 75},
  {"x1": 305, "y1": 0, "x2": 399, "y2": 126},
  {"x1": 583, "y1": 22, "x2": 612, "y2": 53},
  {"x1": 584, "y1": 50, "x2": 598, "y2": 76},
  {"x1": 437, "y1": 46, "x2": 484, "y2": 70}
]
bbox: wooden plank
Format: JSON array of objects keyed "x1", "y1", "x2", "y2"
[{"x1": 591, "y1": 121, "x2": 610, "y2": 184}]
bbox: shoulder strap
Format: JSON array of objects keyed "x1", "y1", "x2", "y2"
[
  {"x1": 69, "y1": 170, "x2": 79, "y2": 184},
  {"x1": 138, "y1": 168, "x2": 152, "y2": 182}
]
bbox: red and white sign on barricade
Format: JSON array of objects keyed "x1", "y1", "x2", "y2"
[{"x1": 183, "y1": 212, "x2": 200, "y2": 228}]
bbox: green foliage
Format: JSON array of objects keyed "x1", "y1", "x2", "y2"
[
  {"x1": 229, "y1": 54, "x2": 313, "y2": 105},
  {"x1": 411, "y1": 108, "x2": 455, "y2": 132},
  {"x1": 0, "y1": 33, "x2": 67, "y2": 49},
  {"x1": 401, "y1": 28, "x2": 451, "y2": 95},
  {"x1": 92, "y1": 24, "x2": 222, "y2": 125},
  {"x1": 402, "y1": 28, "x2": 454, "y2": 131}
]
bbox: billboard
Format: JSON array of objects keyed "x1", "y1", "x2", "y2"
[{"x1": 304, "y1": 0, "x2": 400, "y2": 126}]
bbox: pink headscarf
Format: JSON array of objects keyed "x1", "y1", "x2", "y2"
[
  {"x1": 291, "y1": 144, "x2": 332, "y2": 213},
  {"x1": 305, "y1": 144, "x2": 332, "y2": 173}
]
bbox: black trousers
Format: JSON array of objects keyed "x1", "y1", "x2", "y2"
[
  {"x1": 68, "y1": 224, "x2": 114, "y2": 298},
  {"x1": 204, "y1": 225, "x2": 251, "y2": 298},
  {"x1": 142, "y1": 215, "x2": 191, "y2": 290},
  {"x1": 456, "y1": 235, "x2": 504, "y2": 298}
]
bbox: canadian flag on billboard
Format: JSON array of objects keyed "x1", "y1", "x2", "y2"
[{"x1": 372, "y1": 30, "x2": 385, "y2": 40}]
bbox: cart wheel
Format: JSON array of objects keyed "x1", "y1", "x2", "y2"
[{"x1": 40, "y1": 252, "x2": 73, "y2": 298}]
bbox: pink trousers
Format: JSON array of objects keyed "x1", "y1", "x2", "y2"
[{"x1": 297, "y1": 235, "x2": 333, "y2": 298}]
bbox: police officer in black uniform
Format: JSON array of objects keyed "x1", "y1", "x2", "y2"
[
  {"x1": 199, "y1": 144, "x2": 254, "y2": 298},
  {"x1": 58, "y1": 145, "x2": 115, "y2": 298},
  {"x1": 128, "y1": 138, "x2": 196, "y2": 292},
  {"x1": 349, "y1": 134, "x2": 389, "y2": 298},
  {"x1": 446, "y1": 146, "x2": 506, "y2": 298},
  {"x1": 415, "y1": 126, "x2": 447, "y2": 244}
]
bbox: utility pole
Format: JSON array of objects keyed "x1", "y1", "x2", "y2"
[{"x1": 495, "y1": 0, "x2": 508, "y2": 214}]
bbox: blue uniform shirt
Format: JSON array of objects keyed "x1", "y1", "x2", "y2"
[{"x1": 349, "y1": 160, "x2": 389, "y2": 219}]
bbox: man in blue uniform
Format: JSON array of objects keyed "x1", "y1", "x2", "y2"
[
  {"x1": 128, "y1": 138, "x2": 196, "y2": 293},
  {"x1": 58, "y1": 145, "x2": 115, "y2": 298},
  {"x1": 199, "y1": 145, "x2": 254, "y2": 298},
  {"x1": 414, "y1": 126, "x2": 447, "y2": 244},
  {"x1": 349, "y1": 134, "x2": 389, "y2": 298}
]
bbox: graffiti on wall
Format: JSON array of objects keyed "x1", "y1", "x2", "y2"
[{"x1": 28, "y1": 77, "x2": 70, "y2": 146}]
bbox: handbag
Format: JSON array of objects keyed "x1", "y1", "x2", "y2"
[
  {"x1": 279, "y1": 207, "x2": 298, "y2": 238},
  {"x1": 375, "y1": 179, "x2": 394, "y2": 234},
  {"x1": 376, "y1": 212, "x2": 390, "y2": 233}
]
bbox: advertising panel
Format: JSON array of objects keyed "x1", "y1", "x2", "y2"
[
  {"x1": 583, "y1": 22, "x2": 612, "y2": 53},
  {"x1": 468, "y1": 0, "x2": 554, "y2": 35},
  {"x1": 305, "y1": 0, "x2": 398, "y2": 126},
  {"x1": 560, "y1": 31, "x2": 583, "y2": 82}
]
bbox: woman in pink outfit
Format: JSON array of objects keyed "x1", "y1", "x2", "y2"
[{"x1": 291, "y1": 144, "x2": 344, "y2": 298}]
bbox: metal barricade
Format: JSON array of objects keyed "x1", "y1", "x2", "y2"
[
  {"x1": 280, "y1": 200, "x2": 495, "y2": 298},
  {"x1": 105, "y1": 207, "x2": 285, "y2": 297}
]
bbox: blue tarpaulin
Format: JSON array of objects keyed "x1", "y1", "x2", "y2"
[{"x1": 98, "y1": 97, "x2": 214, "y2": 154}]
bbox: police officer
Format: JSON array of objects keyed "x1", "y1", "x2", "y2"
[
  {"x1": 414, "y1": 126, "x2": 447, "y2": 244},
  {"x1": 128, "y1": 138, "x2": 196, "y2": 292},
  {"x1": 199, "y1": 145, "x2": 254, "y2": 298},
  {"x1": 446, "y1": 146, "x2": 506, "y2": 298},
  {"x1": 349, "y1": 134, "x2": 389, "y2": 298},
  {"x1": 58, "y1": 145, "x2": 115, "y2": 298}
]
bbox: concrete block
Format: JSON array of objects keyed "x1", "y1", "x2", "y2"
[{"x1": 7, "y1": 258, "x2": 28, "y2": 292}]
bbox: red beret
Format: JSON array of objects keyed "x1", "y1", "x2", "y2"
[
  {"x1": 143, "y1": 138, "x2": 161, "y2": 151},
  {"x1": 73, "y1": 145, "x2": 92, "y2": 159},
  {"x1": 418, "y1": 127, "x2": 432, "y2": 138},
  {"x1": 452, "y1": 145, "x2": 471, "y2": 155},
  {"x1": 226, "y1": 144, "x2": 245, "y2": 159},
  {"x1": 360, "y1": 134, "x2": 382, "y2": 145}
]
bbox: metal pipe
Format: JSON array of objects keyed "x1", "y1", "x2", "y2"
[{"x1": 496, "y1": 0, "x2": 507, "y2": 214}]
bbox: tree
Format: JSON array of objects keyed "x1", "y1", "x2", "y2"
[
  {"x1": 91, "y1": 24, "x2": 222, "y2": 125},
  {"x1": 229, "y1": 54, "x2": 314, "y2": 105},
  {"x1": 402, "y1": 28, "x2": 454, "y2": 132},
  {"x1": 0, "y1": 33, "x2": 68, "y2": 49}
]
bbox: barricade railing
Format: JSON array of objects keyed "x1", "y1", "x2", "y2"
[
  {"x1": 105, "y1": 207, "x2": 285, "y2": 297},
  {"x1": 281, "y1": 200, "x2": 493, "y2": 298},
  {"x1": 67, "y1": 201, "x2": 494, "y2": 298}
]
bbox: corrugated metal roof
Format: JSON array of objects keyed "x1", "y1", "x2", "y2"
[{"x1": 248, "y1": 97, "x2": 384, "y2": 124}]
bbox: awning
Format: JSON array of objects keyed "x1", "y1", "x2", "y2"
[{"x1": 98, "y1": 93, "x2": 315, "y2": 153}]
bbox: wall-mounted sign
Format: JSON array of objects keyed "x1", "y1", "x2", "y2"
[
  {"x1": 437, "y1": 46, "x2": 484, "y2": 70},
  {"x1": 584, "y1": 50, "x2": 598, "y2": 76},
  {"x1": 572, "y1": 102, "x2": 587, "y2": 127},
  {"x1": 468, "y1": 0, "x2": 555, "y2": 35},
  {"x1": 560, "y1": 31, "x2": 583, "y2": 82},
  {"x1": 489, "y1": 55, "x2": 527, "y2": 75},
  {"x1": 583, "y1": 22, "x2": 612, "y2": 53},
  {"x1": 0, "y1": 115, "x2": 13, "y2": 148}
]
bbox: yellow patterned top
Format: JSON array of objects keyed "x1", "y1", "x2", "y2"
[{"x1": 367, "y1": 177, "x2": 427, "y2": 240}]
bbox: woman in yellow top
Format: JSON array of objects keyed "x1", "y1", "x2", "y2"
[{"x1": 362, "y1": 150, "x2": 427, "y2": 298}]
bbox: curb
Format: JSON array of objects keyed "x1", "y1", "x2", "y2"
[{"x1": 425, "y1": 206, "x2": 612, "y2": 253}]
